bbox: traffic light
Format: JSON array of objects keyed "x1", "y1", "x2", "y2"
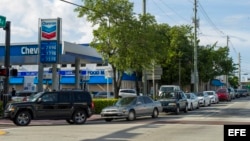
[
  {"x1": 10, "y1": 69, "x2": 18, "y2": 76},
  {"x1": 0, "y1": 68, "x2": 7, "y2": 76}
]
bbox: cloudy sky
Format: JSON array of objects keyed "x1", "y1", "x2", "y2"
[{"x1": 0, "y1": 0, "x2": 250, "y2": 78}]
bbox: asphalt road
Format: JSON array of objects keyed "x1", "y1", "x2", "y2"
[{"x1": 0, "y1": 96, "x2": 250, "y2": 141}]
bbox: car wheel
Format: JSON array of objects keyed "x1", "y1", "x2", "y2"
[
  {"x1": 190, "y1": 103, "x2": 193, "y2": 111},
  {"x1": 152, "y1": 108, "x2": 159, "y2": 118},
  {"x1": 175, "y1": 106, "x2": 180, "y2": 115},
  {"x1": 66, "y1": 119, "x2": 74, "y2": 124},
  {"x1": 126, "y1": 110, "x2": 136, "y2": 121},
  {"x1": 105, "y1": 118, "x2": 113, "y2": 122},
  {"x1": 184, "y1": 105, "x2": 188, "y2": 113},
  {"x1": 208, "y1": 101, "x2": 211, "y2": 106},
  {"x1": 197, "y1": 103, "x2": 200, "y2": 109},
  {"x1": 72, "y1": 110, "x2": 87, "y2": 124},
  {"x1": 14, "y1": 111, "x2": 31, "y2": 126}
]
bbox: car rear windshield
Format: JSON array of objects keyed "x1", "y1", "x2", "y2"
[
  {"x1": 196, "y1": 92, "x2": 204, "y2": 96},
  {"x1": 159, "y1": 92, "x2": 176, "y2": 99},
  {"x1": 160, "y1": 87, "x2": 174, "y2": 92},
  {"x1": 206, "y1": 92, "x2": 214, "y2": 95},
  {"x1": 216, "y1": 89, "x2": 226, "y2": 93}
]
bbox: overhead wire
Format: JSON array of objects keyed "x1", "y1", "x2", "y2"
[
  {"x1": 149, "y1": 0, "x2": 178, "y2": 23},
  {"x1": 197, "y1": 1, "x2": 238, "y2": 59}
]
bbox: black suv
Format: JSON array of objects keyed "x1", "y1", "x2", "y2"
[
  {"x1": 158, "y1": 91, "x2": 188, "y2": 114},
  {"x1": 4, "y1": 90, "x2": 94, "y2": 126}
]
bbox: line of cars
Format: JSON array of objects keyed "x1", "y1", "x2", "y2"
[
  {"x1": 5, "y1": 87, "x2": 249, "y2": 126},
  {"x1": 100, "y1": 89, "x2": 221, "y2": 121},
  {"x1": 100, "y1": 87, "x2": 249, "y2": 122}
]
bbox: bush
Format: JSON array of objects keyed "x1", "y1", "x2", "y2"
[{"x1": 93, "y1": 98, "x2": 118, "y2": 114}]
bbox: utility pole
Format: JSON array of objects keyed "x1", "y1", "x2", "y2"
[
  {"x1": 226, "y1": 35, "x2": 230, "y2": 87},
  {"x1": 3, "y1": 21, "x2": 11, "y2": 94},
  {"x1": 142, "y1": 0, "x2": 148, "y2": 95},
  {"x1": 238, "y1": 52, "x2": 241, "y2": 88},
  {"x1": 193, "y1": 0, "x2": 199, "y2": 93}
]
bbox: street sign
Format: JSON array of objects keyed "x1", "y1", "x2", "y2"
[{"x1": 0, "y1": 15, "x2": 6, "y2": 28}]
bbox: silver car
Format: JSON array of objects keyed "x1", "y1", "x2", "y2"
[
  {"x1": 204, "y1": 90, "x2": 219, "y2": 104},
  {"x1": 196, "y1": 91, "x2": 211, "y2": 107},
  {"x1": 100, "y1": 96, "x2": 162, "y2": 122}
]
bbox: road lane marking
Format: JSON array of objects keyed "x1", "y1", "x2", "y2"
[{"x1": 0, "y1": 130, "x2": 6, "y2": 135}]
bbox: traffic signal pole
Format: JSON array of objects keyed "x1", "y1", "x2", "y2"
[{"x1": 3, "y1": 21, "x2": 10, "y2": 94}]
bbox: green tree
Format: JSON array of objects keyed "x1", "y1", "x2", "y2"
[
  {"x1": 159, "y1": 25, "x2": 193, "y2": 87},
  {"x1": 75, "y1": 0, "x2": 135, "y2": 98}
]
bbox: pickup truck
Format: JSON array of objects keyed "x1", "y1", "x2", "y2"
[{"x1": 157, "y1": 91, "x2": 188, "y2": 114}]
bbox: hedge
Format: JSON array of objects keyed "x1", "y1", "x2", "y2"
[{"x1": 93, "y1": 98, "x2": 118, "y2": 114}]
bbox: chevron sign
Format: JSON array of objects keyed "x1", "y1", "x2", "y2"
[{"x1": 41, "y1": 19, "x2": 57, "y2": 40}]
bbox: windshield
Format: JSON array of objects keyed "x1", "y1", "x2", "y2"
[
  {"x1": 27, "y1": 92, "x2": 43, "y2": 102},
  {"x1": 115, "y1": 97, "x2": 136, "y2": 106},
  {"x1": 159, "y1": 92, "x2": 176, "y2": 99},
  {"x1": 196, "y1": 92, "x2": 204, "y2": 96}
]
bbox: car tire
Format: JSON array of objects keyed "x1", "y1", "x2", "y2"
[
  {"x1": 152, "y1": 108, "x2": 159, "y2": 118},
  {"x1": 14, "y1": 111, "x2": 31, "y2": 126},
  {"x1": 184, "y1": 105, "x2": 188, "y2": 113},
  {"x1": 208, "y1": 101, "x2": 211, "y2": 106},
  {"x1": 105, "y1": 118, "x2": 113, "y2": 122},
  {"x1": 197, "y1": 103, "x2": 200, "y2": 109},
  {"x1": 66, "y1": 119, "x2": 74, "y2": 124},
  {"x1": 175, "y1": 106, "x2": 180, "y2": 115},
  {"x1": 190, "y1": 103, "x2": 193, "y2": 111},
  {"x1": 126, "y1": 110, "x2": 136, "y2": 121},
  {"x1": 72, "y1": 110, "x2": 87, "y2": 124}
]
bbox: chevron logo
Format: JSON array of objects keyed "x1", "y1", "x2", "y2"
[
  {"x1": 42, "y1": 25, "x2": 56, "y2": 33},
  {"x1": 42, "y1": 32, "x2": 56, "y2": 40},
  {"x1": 41, "y1": 20, "x2": 57, "y2": 40}
]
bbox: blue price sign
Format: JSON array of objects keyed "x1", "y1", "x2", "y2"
[{"x1": 40, "y1": 41, "x2": 58, "y2": 63}]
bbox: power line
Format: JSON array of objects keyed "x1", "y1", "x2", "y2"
[{"x1": 157, "y1": 0, "x2": 190, "y2": 22}]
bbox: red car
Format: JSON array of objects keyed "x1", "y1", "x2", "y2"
[{"x1": 216, "y1": 88, "x2": 231, "y2": 101}]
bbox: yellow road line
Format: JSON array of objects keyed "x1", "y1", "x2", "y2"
[{"x1": 0, "y1": 130, "x2": 6, "y2": 135}]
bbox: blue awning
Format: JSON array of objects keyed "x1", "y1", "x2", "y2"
[
  {"x1": 60, "y1": 76, "x2": 112, "y2": 84},
  {"x1": 211, "y1": 79, "x2": 224, "y2": 86},
  {"x1": 60, "y1": 76, "x2": 75, "y2": 84},
  {"x1": 9, "y1": 77, "x2": 24, "y2": 84},
  {"x1": 122, "y1": 73, "x2": 138, "y2": 81},
  {"x1": 88, "y1": 76, "x2": 112, "y2": 84},
  {"x1": 33, "y1": 77, "x2": 52, "y2": 84}
]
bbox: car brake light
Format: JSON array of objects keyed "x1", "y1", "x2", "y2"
[
  {"x1": 91, "y1": 102, "x2": 95, "y2": 109},
  {"x1": 23, "y1": 97, "x2": 27, "y2": 101}
]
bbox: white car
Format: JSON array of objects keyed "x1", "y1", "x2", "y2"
[
  {"x1": 204, "y1": 90, "x2": 219, "y2": 104},
  {"x1": 196, "y1": 91, "x2": 211, "y2": 107},
  {"x1": 118, "y1": 89, "x2": 142, "y2": 98},
  {"x1": 185, "y1": 92, "x2": 200, "y2": 110}
]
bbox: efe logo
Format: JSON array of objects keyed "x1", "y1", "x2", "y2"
[{"x1": 224, "y1": 125, "x2": 250, "y2": 141}]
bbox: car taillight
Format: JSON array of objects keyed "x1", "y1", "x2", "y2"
[
  {"x1": 91, "y1": 102, "x2": 95, "y2": 109},
  {"x1": 23, "y1": 97, "x2": 27, "y2": 101}
]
